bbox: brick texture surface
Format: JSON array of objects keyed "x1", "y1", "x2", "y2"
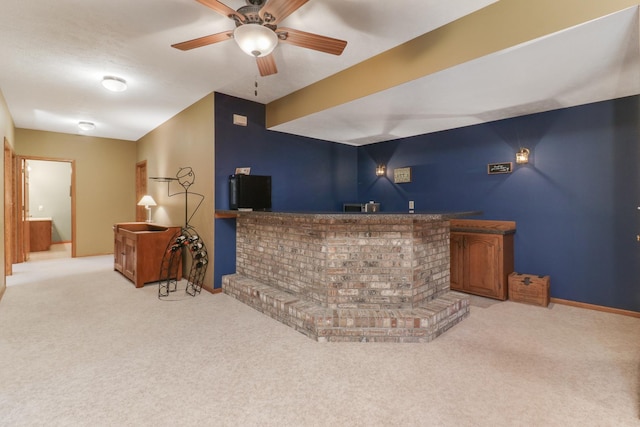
[
  {"x1": 225, "y1": 213, "x2": 469, "y2": 342},
  {"x1": 236, "y1": 215, "x2": 451, "y2": 309}
]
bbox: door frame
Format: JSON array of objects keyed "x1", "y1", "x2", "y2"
[
  {"x1": 16, "y1": 156, "x2": 77, "y2": 260},
  {"x1": 4, "y1": 138, "x2": 14, "y2": 275},
  {"x1": 136, "y1": 160, "x2": 147, "y2": 222}
]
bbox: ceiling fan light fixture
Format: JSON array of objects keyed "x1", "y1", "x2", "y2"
[
  {"x1": 233, "y1": 24, "x2": 278, "y2": 57},
  {"x1": 101, "y1": 76, "x2": 127, "y2": 92}
]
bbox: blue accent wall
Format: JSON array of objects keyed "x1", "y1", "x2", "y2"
[
  {"x1": 358, "y1": 96, "x2": 640, "y2": 312},
  {"x1": 213, "y1": 91, "x2": 640, "y2": 312},
  {"x1": 213, "y1": 92, "x2": 358, "y2": 287}
]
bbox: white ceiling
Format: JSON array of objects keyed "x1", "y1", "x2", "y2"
[
  {"x1": 274, "y1": 6, "x2": 640, "y2": 145},
  {"x1": 0, "y1": 1, "x2": 638, "y2": 145}
]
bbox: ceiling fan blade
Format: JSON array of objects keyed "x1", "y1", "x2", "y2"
[
  {"x1": 259, "y1": 0, "x2": 308, "y2": 25},
  {"x1": 276, "y1": 28, "x2": 347, "y2": 56},
  {"x1": 256, "y1": 55, "x2": 278, "y2": 77},
  {"x1": 196, "y1": 0, "x2": 245, "y2": 22},
  {"x1": 171, "y1": 30, "x2": 233, "y2": 51}
]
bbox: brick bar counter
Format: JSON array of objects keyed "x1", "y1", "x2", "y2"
[{"x1": 219, "y1": 211, "x2": 477, "y2": 343}]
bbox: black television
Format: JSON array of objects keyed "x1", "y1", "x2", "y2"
[{"x1": 228, "y1": 174, "x2": 272, "y2": 211}]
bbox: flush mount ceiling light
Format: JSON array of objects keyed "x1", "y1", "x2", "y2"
[
  {"x1": 233, "y1": 23, "x2": 278, "y2": 57},
  {"x1": 101, "y1": 76, "x2": 127, "y2": 92},
  {"x1": 78, "y1": 121, "x2": 95, "y2": 131}
]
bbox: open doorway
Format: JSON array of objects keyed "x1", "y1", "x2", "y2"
[{"x1": 17, "y1": 157, "x2": 76, "y2": 262}]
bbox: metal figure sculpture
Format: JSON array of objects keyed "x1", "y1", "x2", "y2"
[{"x1": 152, "y1": 167, "x2": 208, "y2": 299}]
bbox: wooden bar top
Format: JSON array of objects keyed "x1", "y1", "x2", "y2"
[
  {"x1": 449, "y1": 219, "x2": 516, "y2": 235},
  {"x1": 215, "y1": 210, "x2": 481, "y2": 221}
]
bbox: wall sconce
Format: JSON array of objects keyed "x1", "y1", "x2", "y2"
[
  {"x1": 516, "y1": 147, "x2": 530, "y2": 164},
  {"x1": 376, "y1": 164, "x2": 386, "y2": 177},
  {"x1": 137, "y1": 195, "x2": 157, "y2": 223}
]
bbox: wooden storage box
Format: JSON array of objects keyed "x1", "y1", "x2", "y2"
[{"x1": 508, "y1": 272, "x2": 550, "y2": 307}]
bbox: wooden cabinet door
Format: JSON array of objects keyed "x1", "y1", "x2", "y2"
[
  {"x1": 450, "y1": 232, "x2": 465, "y2": 291},
  {"x1": 123, "y1": 236, "x2": 137, "y2": 282},
  {"x1": 114, "y1": 232, "x2": 124, "y2": 273},
  {"x1": 449, "y1": 220, "x2": 514, "y2": 300},
  {"x1": 465, "y1": 234, "x2": 502, "y2": 299}
]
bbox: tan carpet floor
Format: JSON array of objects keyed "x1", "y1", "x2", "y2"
[{"x1": 1, "y1": 256, "x2": 639, "y2": 426}]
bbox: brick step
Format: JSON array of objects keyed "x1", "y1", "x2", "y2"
[{"x1": 222, "y1": 274, "x2": 470, "y2": 343}]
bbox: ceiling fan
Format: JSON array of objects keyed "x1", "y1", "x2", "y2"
[{"x1": 172, "y1": 0, "x2": 348, "y2": 77}]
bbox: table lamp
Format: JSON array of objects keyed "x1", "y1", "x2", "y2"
[{"x1": 137, "y1": 195, "x2": 157, "y2": 223}]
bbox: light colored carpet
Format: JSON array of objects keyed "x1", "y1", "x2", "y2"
[
  {"x1": 1, "y1": 256, "x2": 639, "y2": 427},
  {"x1": 27, "y1": 242, "x2": 71, "y2": 262}
]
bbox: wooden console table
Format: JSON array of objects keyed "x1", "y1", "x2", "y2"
[{"x1": 113, "y1": 222, "x2": 182, "y2": 288}]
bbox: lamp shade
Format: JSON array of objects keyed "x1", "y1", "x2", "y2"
[
  {"x1": 233, "y1": 24, "x2": 278, "y2": 57},
  {"x1": 137, "y1": 195, "x2": 157, "y2": 207}
]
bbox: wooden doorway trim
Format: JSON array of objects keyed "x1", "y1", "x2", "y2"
[
  {"x1": 4, "y1": 138, "x2": 14, "y2": 275},
  {"x1": 15, "y1": 157, "x2": 27, "y2": 263},
  {"x1": 136, "y1": 160, "x2": 147, "y2": 222},
  {"x1": 70, "y1": 159, "x2": 76, "y2": 258},
  {"x1": 17, "y1": 156, "x2": 77, "y2": 260}
]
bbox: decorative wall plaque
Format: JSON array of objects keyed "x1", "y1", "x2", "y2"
[
  {"x1": 487, "y1": 162, "x2": 513, "y2": 174},
  {"x1": 393, "y1": 167, "x2": 412, "y2": 183}
]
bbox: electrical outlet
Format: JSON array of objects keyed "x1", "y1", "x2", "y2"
[{"x1": 408, "y1": 200, "x2": 414, "y2": 210}]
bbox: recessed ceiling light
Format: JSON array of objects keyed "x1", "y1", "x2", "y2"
[
  {"x1": 78, "y1": 121, "x2": 96, "y2": 131},
  {"x1": 101, "y1": 76, "x2": 127, "y2": 92}
]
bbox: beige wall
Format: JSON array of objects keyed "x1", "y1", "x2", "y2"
[
  {"x1": 15, "y1": 129, "x2": 137, "y2": 256},
  {"x1": 0, "y1": 91, "x2": 14, "y2": 149},
  {"x1": 137, "y1": 93, "x2": 215, "y2": 290},
  {"x1": 0, "y1": 89, "x2": 15, "y2": 294}
]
